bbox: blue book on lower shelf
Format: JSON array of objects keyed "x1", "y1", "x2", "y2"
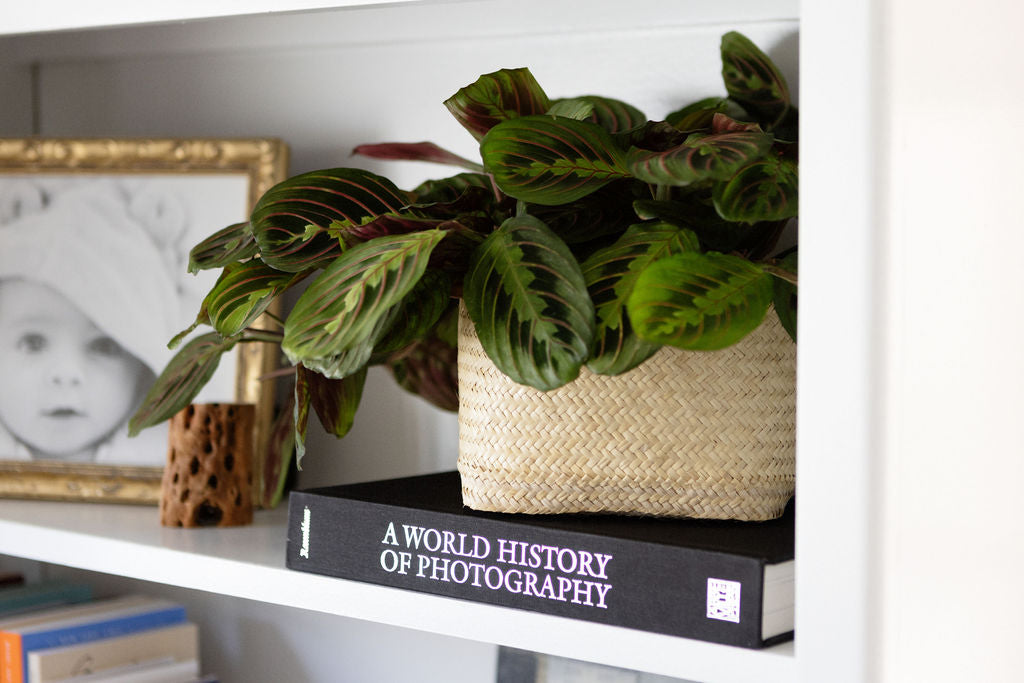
[{"x1": 0, "y1": 595, "x2": 187, "y2": 682}]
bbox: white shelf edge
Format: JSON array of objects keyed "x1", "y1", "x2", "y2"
[
  {"x1": 0, "y1": 499, "x2": 794, "y2": 683},
  {"x1": 1, "y1": 0, "x2": 799, "y2": 46},
  {"x1": 1, "y1": 0, "x2": 427, "y2": 37}
]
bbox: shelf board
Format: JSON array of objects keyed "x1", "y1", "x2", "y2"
[
  {"x1": 0, "y1": 497, "x2": 794, "y2": 683},
  {"x1": 1, "y1": 0, "x2": 414, "y2": 36}
]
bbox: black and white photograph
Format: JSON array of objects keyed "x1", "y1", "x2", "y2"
[{"x1": 0, "y1": 139, "x2": 287, "y2": 501}]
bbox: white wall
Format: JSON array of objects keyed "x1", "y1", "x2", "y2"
[
  {"x1": 801, "y1": 2, "x2": 1024, "y2": 681},
  {"x1": 877, "y1": 1, "x2": 1024, "y2": 680}
]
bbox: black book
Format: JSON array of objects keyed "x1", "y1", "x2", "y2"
[{"x1": 285, "y1": 471, "x2": 794, "y2": 649}]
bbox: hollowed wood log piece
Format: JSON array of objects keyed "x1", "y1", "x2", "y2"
[{"x1": 161, "y1": 403, "x2": 255, "y2": 527}]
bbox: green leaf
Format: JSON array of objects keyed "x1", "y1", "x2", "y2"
[
  {"x1": 282, "y1": 230, "x2": 447, "y2": 371},
  {"x1": 260, "y1": 390, "x2": 295, "y2": 508},
  {"x1": 551, "y1": 96, "x2": 646, "y2": 133},
  {"x1": 188, "y1": 221, "x2": 257, "y2": 274},
  {"x1": 293, "y1": 367, "x2": 312, "y2": 468},
  {"x1": 412, "y1": 173, "x2": 495, "y2": 205},
  {"x1": 463, "y1": 214, "x2": 594, "y2": 390},
  {"x1": 203, "y1": 260, "x2": 308, "y2": 338},
  {"x1": 771, "y1": 249, "x2": 798, "y2": 342},
  {"x1": 666, "y1": 97, "x2": 748, "y2": 131},
  {"x1": 444, "y1": 67, "x2": 552, "y2": 141},
  {"x1": 545, "y1": 98, "x2": 595, "y2": 121},
  {"x1": 527, "y1": 180, "x2": 638, "y2": 245},
  {"x1": 128, "y1": 333, "x2": 237, "y2": 435},
  {"x1": 251, "y1": 168, "x2": 410, "y2": 272},
  {"x1": 386, "y1": 304, "x2": 459, "y2": 412},
  {"x1": 481, "y1": 115, "x2": 630, "y2": 205},
  {"x1": 633, "y1": 197, "x2": 749, "y2": 253},
  {"x1": 371, "y1": 270, "x2": 452, "y2": 356},
  {"x1": 627, "y1": 129, "x2": 773, "y2": 186},
  {"x1": 582, "y1": 222, "x2": 699, "y2": 375},
  {"x1": 628, "y1": 252, "x2": 772, "y2": 350},
  {"x1": 302, "y1": 364, "x2": 367, "y2": 439},
  {"x1": 712, "y1": 155, "x2": 798, "y2": 222},
  {"x1": 721, "y1": 31, "x2": 791, "y2": 129}
]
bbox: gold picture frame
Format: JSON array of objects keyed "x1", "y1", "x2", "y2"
[{"x1": 0, "y1": 138, "x2": 289, "y2": 503}]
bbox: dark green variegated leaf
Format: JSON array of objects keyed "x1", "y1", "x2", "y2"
[
  {"x1": 188, "y1": 222, "x2": 257, "y2": 274},
  {"x1": 251, "y1": 168, "x2": 410, "y2": 272},
  {"x1": 282, "y1": 230, "x2": 447, "y2": 370},
  {"x1": 444, "y1": 67, "x2": 552, "y2": 141},
  {"x1": 463, "y1": 214, "x2": 594, "y2": 390},
  {"x1": 261, "y1": 390, "x2": 295, "y2": 508},
  {"x1": 711, "y1": 112, "x2": 765, "y2": 134},
  {"x1": 337, "y1": 214, "x2": 443, "y2": 246},
  {"x1": 712, "y1": 155, "x2": 798, "y2": 222},
  {"x1": 342, "y1": 187, "x2": 492, "y2": 247},
  {"x1": 386, "y1": 305, "x2": 459, "y2": 411},
  {"x1": 128, "y1": 333, "x2": 237, "y2": 435},
  {"x1": 412, "y1": 173, "x2": 495, "y2": 205},
  {"x1": 299, "y1": 344, "x2": 377, "y2": 380},
  {"x1": 633, "y1": 197, "x2": 747, "y2": 252},
  {"x1": 203, "y1": 260, "x2": 308, "y2": 338},
  {"x1": 621, "y1": 120, "x2": 687, "y2": 153},
  {"x1": 582, "y1": 222, "x2": 699, "y2": 374},
  {"x1": 770, "y1": 249, "x2": 798, "y2": 342},
  {"x1": 293, "y1": 367, "x2": 311, "y2": 468},
  {"x1": 628, "y1": 252, "x2": 772, "y2": 350},
  {"x1": 408, "y1": 185, "x2": 495, "y2": 221},
  {"x1": 481, "y1": 115, "x2": 630, "y2": 205},
  {"x1": 545, "y1": 98, "x2": 595, "y2": 121},
  {"x1": 302, "y1": 364, "x2": 367, "y2": 439},
  {"x1": 528, "y1": 181, "x2": 638, "y2": 245},
  {"x1": 721, "y1": 31, "x2": 791, "y2": 129},
  {"x1": 666, "y1": 97, "x2": 748, "y2": 131},
  {"x1": 551, "y1": 96, "x2": 646, "y2": 133},
  {"x1": 352, "y1": 141, "x2": 483, "y2": 172},
  {"x1": 372, "y1": 270, "x2": 452, "y2": 356},
  {"x1": 627, "y1": 129, "x2": 773, "y2": 186}
]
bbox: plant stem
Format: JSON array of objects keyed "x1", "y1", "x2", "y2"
[
  {"x1": 261, "y1": 311, "x2": 285, "y2": 328},
  {"x1": 760, "y1": 263, "x2": 798, "y2": 286},
  {"x1": 241, "y1": 329, "x2": 285, "y2": 344}
]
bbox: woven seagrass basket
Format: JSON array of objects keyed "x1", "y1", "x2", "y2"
[{"x1": 456, "y1": 305, "x2": 796, "y2": 521}]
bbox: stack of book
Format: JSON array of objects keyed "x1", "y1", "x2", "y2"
[
  {"x1": 0, "y1": 582, "x2": 213, "y2": 683},
  {"x1": 285, "y1": 470, "x2": 796, "y2": 649}
]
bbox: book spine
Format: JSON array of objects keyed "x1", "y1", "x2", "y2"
[
  {"x1": 0, "y1": 585, "x2": 93, "y2": 617},
  {"x1": 1, "y1": 630, "x2": 21, "y2": 683},
  {"x1": 16, "y1": 605, "x2": 187, "y2": 681},
  {"x1": 286, "y1": 492, "x2": 768, "y2": 648}
]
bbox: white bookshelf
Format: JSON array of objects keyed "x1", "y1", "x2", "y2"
[
  {"x1": 0, "y1": 499, "x2": 794, "y2": 682},
  {"x1": 3, "y1": 1, "x2": 1023, "y2": 681}
]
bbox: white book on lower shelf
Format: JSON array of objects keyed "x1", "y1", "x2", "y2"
[
  {"x1": 44, "y1": 657, "x2": 200, "y2": 683},
  {"x1": 27, "y1": 621, "x2": 198, "y2": 683}
]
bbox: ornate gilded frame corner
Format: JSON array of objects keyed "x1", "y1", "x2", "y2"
[{"x1": 0, "y1": 137, "x2": 289, "y2": 504}]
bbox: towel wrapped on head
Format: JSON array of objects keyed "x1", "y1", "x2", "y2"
[{"x1": 0, "y1": 180, "x2": 188, "y2": 464}]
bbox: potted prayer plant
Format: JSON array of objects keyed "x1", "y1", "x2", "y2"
[{"x1": 130, "y1": 31, "x2": 798, "y2": 519}]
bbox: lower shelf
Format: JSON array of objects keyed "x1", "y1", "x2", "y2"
[{"x1": 0, "y1": 498, "x2": 794, "y2": 682}]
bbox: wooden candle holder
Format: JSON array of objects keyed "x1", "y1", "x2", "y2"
[{"x1": 160, "y1": 403, "x2": 255, "y2": 527}]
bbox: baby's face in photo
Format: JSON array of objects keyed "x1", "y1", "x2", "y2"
[{"x1": 0, "y1": 280, "x2": 149, "y2": 460}]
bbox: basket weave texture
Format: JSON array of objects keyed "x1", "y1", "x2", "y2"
[{"x1": 456, "y1": 306, "x2": 796, "y2": 520}]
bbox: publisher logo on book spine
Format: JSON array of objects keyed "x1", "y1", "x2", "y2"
[
  {"x1": 706, "y1": 578, "x2": 741, "y2": 623},
  {"x1": 300, "y1": 506, "x2": 312, "y2": 558}
]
